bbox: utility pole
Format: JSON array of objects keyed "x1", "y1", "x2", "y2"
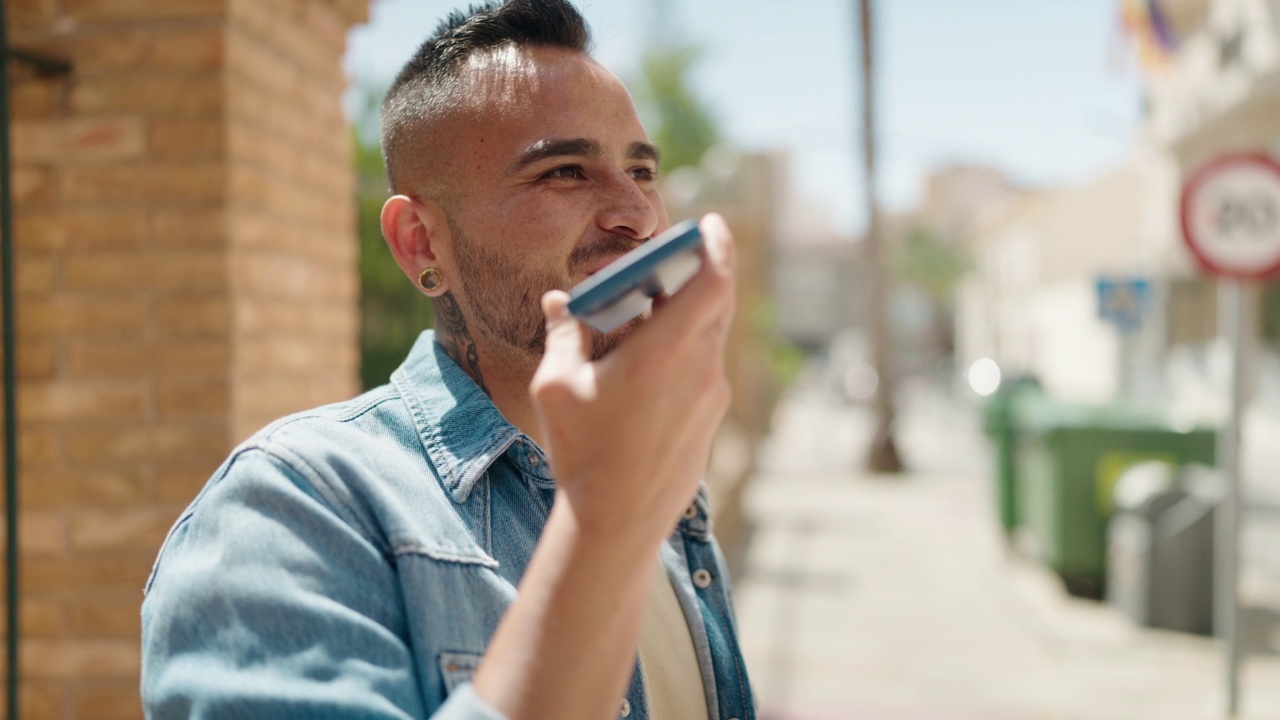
[{"x1": 858, "y1": 0, "x2": 903, "y2": 473}]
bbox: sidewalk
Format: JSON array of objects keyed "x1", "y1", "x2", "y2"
[{"x1": 732, "y1": 380, "x2": 1280, "y2": 720}]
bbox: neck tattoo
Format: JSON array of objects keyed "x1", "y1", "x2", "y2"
[{"x1": 434, "y1": 291, "x2": 488, "y2": 394}]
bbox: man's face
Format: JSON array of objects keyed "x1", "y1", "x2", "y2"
[{"x1": 431, "y1": 45, "x2": 670, "y2": 361}]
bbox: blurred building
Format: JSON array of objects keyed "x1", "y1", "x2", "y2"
[
  {"x1": 889, "y1": 165, "x2": 1022, "y2": 371},
  {"x1": 0, "y1": 1, "x2": 367, "y2": 716},
  {"x1": 958, "y1": 161, "x2": 1162, "y2": 402},
  {"x1": 774, "y1": 239, "x2": 862, "y2": 351},
  {"x1": 1131, "y1": 0, "x2": 1280, "y2": 404},
  {"x1": 959, "y1": 0, "x2": 1280, "y2": 407}
]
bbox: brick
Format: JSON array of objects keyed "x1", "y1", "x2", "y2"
[
  {"x1": 305, "y1": 0, "x2": 349, "y2": 48},
  {"x1": 68, "y1": 599, "x2": 143, "y2": 639},
  {"x1": 63, "y1": 0, "x2": 226, "y2": 22},
  {"x1": 23, "y1": 469, "x2": 147, "y2": 509},
  {"x1": 71, "y1": 27, "x2": 225, "y2": 75},
  {"x1": 155, "y1": 296, "x2": 230, "y2": 337},
  {"x1": 151, "y1": 207, "x2": 227, "y2": 248},
  {"x1": 63, "y1": 32, "x2": 148, "y2": 75},
  {"x1": 17, "y1": 340, "x2": 56, "y2": 381},
  {"x1": 236, "y1": 336, "x2": 312, "y2": 373},
  {"x1": 24, "y1": 555, "x2": 153, "y2": 596},
  {"x1": 62, "y1": 250, "x2": 227, "y2": 293},
  {"x1": 231, "y1": 250, "x2": 319, "y2": 297},
  {"x1": 70, "y1": 508, "x2": 174, "y2": 552},
  {"x1": 70, "y1": 75, "x2": 223, "y2": 116},
  {"x1": 62, "y1": 161, "x2": 226, "y2": 204},
  {"x1": 66, "y1": 423, "x2": 225, "y2": 464},
  {"x1": 226, "y1": 122, "x2": 293, "y2": 173},
  {"x1": 19, "y1": 381, "x2": 149, "y2": 423},
  {"x1": 19, "y1": 429, "x2": 58, "y2": 467},
  {"x1": 10, "y1": 80, "x2": 63, "y2": 120},
  {"x1": 13, "y1": 164, "x2": 56, "y2": 204},
  {"x1": 149, "y1": 118, "x2": 224, "y2": 159},
  {"x1": 17, "y1": 254, "x2": 57, "y2": 296},
  {"x1": 64, "y1": 341, "x2": 150, "y2": 379},
  {"x1": 66, "y1": 339, "x2": 230, "y2": 379},
  {"x1": 19, "y1": 680, "x2": 67, "y2": 720},
  {"x1": 21, "y1": 599, "x2": 66, "y2": 638},
  {"x1": 22, "y1": 639, "x2": 141, "y2": 680},
  {"x1": 8, "y1": 0, "x2": 59, "y2": 28},
  {"x1": 156, "y1": 340, "x2": 232, "y2": 377},
  {"x1": 155, "y1": 461, "x2": 221, "y2": 505},
  {"x1": 15, "y1": 208, "x2": 148, "y2": 252},
  {"x1": 66, "y1": 117, "x2": 148, "y2": 162},
  {"x1": 20, "y1": 511, "x2": 68, "y2": 556},
  {"x1": 151, "y1": 26, "x2": 225, "y2": 69},
  {"x1": 152, "y1": 423, "x2": 229, "y2": 460},
  {"x1": 12, "y1": 118, "x2": 146, "y2": 163},
  {"x1": 235, "y1": 298, "x2": 303, "y2": 335},
  {"x1": 19, "y1": 298, "x2": 148, "y2": 338},
  {"x1": 73, "y1": 681, "x2": 144, "y2": 720},
  {"x1": 157, "y1": 378, "x2": 228, "y2": 419},
  {"x1": 64, "y1": 427, "x2": 151, "y2": 464}
]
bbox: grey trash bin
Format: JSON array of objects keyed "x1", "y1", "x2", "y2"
[{"x1": 1107, "y1": 461, "x2": 1219, "y2": 635}]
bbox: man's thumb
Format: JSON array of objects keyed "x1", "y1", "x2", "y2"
[{"x1": 541, "y1": 290, "x2": 588, "y2": 364}]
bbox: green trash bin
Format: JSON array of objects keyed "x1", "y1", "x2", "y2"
[
  {"x1": 1013, "y1": 399, "x2": 1216, "y2": 599},
  {"x1": 982, "y1": 375, "x2": 1042, "y2": 539}
]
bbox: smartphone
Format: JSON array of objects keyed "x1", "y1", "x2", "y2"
[{"x1": 567, "y1": 219, "x2": 703, "y2": 332}]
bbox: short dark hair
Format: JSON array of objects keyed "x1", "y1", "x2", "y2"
[{"x1": 380, "y1": 0, "x2": 592, "y2": 193}]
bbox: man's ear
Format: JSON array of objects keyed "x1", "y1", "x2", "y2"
[{"x1": 381, "y1": 195, "x2": 449, "y2": 296}]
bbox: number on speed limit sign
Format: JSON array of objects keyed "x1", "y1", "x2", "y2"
[{"x1": 1180, "y1": 153, "x2": 1280, "y2": 278}]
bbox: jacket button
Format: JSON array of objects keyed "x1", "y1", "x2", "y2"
[
  {"x1": 683, "y1": 504, "x2": 698, "y2": 520},
  {"x1": 620, "y1": 698, "x2": 631, "y2": 716},
  {"x1": 692, "y1": 568, "x2": 713, "y2": 588}
]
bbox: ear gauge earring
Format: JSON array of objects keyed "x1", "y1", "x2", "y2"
[{"x1": 418, "y1": 267, "x2": 444, "y2": 292}]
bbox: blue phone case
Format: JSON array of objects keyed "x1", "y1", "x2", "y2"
[{"x1": 567, "y1": 219, "x2": 703, "y2": 332}]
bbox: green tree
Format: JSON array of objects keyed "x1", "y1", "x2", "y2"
[
  {"x1": 352, "y1": 85, "x2": 435, "y2": 390},
  {"x1": 892, "y1": 226, "x2": 970, "y2": 359},
  {"x1": 893, "y1": 227, "x2": 970, "y2": 303},
  {"x1": 635, "y1": 45, "x2": 719, "y2": 173}
]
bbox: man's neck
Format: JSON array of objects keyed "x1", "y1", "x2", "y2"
[{"x1": 433, "y1": 305, "x2": 545, "y2": 449}]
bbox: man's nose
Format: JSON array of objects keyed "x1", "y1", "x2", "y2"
[{"x1": 596, "y1": 172, "x2": 659, "y2": 240}]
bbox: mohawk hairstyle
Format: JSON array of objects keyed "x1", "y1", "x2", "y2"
[{"x1": 380, "y1": 0, "x2": 592, "y2": 193}]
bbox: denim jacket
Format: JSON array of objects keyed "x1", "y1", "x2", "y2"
[{"x1": 141, "y1": 331, "x2": 756, "y2": 719}]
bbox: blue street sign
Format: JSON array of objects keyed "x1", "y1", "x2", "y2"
[{"x1": 1096, "y1": 276, "x2": 1150, "y2": 331}]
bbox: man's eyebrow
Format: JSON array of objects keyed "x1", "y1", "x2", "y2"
[
  {"x1": 510, "y1": 138, "x2": 602, "y2": 173},
  {"x1": 628, "y1": 142, "x2": 661, "y2": 165}
]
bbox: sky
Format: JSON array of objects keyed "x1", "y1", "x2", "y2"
[{"x1": 343, "y1": 0, "x2": 1145, "y2": 238}]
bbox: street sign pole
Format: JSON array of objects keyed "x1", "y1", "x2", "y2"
[
  {"x1": 1216, "y1": 278, "x2": 1246, "y2": 717},
  {"x1": 1179, "y1": 152, "x2": 1280, "y2": 718}
]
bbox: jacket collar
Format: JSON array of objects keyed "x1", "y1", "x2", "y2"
[{"x1": 391, "y1": 331, "x2": 551, "y2": 503}]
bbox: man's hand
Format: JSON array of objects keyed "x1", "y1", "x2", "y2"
[
  {"x1": 471, "y1": 214, "x2": 737, "y2": 720},
  {"x1": 531, "y1": 213, "x2": 736, "y2": 546}
]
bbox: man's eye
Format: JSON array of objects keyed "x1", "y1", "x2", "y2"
[
  {"x1": 543, "y1": 166, "x2": 585, "y2": 180},
  {"x1": 631, "y1": 167, "x2": 658, "y2": 182}
]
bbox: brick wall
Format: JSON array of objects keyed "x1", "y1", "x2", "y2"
[{"x1": 1, "y1": 0, "x2": 367, "y2": 716}]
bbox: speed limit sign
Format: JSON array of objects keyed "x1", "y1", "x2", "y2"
[{"x1": 1180, "y1": 153, "x2": 1280, "y2": 278}]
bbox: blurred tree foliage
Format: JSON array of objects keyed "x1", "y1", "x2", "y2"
[
  {"x1": 635, "y1": 45, "x2": 719, "y2": 173},
  {"x1": 893, "y1": 226, "x2": 970, "y2": 360},
  {"x1": 352, "y1": 85, "x2": 435, "y2": 390},
  {"x1": 893, "y1": 227, "x2": 970, "y2": 303}
]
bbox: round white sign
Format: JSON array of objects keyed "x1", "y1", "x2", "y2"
[{"x1": 1180, "y1": 154, "x2": 1280, "y2": 278}]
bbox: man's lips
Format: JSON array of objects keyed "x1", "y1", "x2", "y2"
[{"x1": 582, "y1": 254, "x2": 626, "y2": 279}]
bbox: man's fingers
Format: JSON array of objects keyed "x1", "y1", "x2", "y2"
[
  {"x1": 540, "y1": 290, "x2": 589, "y2": 368},
  {"x1": 699, "y1": 213, "x2": 735, "y2": 276},
  {"x1": 626, "y1": 214, "x2": 737, "y2": 355}
]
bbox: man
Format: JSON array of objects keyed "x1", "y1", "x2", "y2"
[{"x1": 140, "y1": 1, "x2": 755, "y2": 718}]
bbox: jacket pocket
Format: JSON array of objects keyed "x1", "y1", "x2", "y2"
[{"x1": 438, "y1": 651, "x2": 484, "y2": 694}]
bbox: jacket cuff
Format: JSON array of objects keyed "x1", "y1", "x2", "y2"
[{"x1": 434, "y1": 683, "x2": 509, "y2": 720}]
